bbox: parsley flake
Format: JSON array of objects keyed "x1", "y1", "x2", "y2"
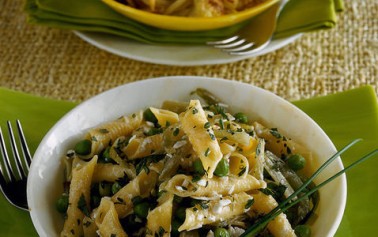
[
  {"x1": 77, "y1": 194, "x2": 90, "y2": 217},
  {"x1": 245, "y1": 199, "x2": 254, "y2": 209}
]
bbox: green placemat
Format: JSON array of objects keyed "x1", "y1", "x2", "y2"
[
  {"x1": 0, "y1": 85, "x2": 377, "y2": 236},
  {"x1": 25, "y1": 0, "x2": 344, "y2": 44}
]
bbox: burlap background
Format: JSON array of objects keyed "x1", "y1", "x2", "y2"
[{"x1": 0, "y1": 0, "x2": 377, "y2": 102}]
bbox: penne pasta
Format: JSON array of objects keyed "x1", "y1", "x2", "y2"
[
  {"x1": 179, "y1": 192, "x2": 253, "y2": 231},
  {"x1": 164, "y1": 174, "x2": 263, "y2": 197},
  {"x1": 180, "y1": 100, "x2": 223, "y2": 178},
  {"x1": 84, "y1": 111, "x2": 144, "y2": 157},
  {"x1": 61, "y1": 156, "x2": 98, "y2": 237}
]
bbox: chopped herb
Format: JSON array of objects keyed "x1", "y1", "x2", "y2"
[
  {"x1": 136, "y1": 155, "x2": 165, "y2": 175},
  {"x1": 270, "y1": 128, "x2": 283, "y2": 139},
  {"x1": 99, "y1": 128, "x2": 109, "y2": 134},
  {"x1": 238, "y1": 167, "x2": 247, "y2": 176},
  {"x1": 259, "y1": 183, "x2": 287, "y2": 202},
  {"x1": 219, "y1": 119, "x2": 224, "y2": 129},
  {"x1": 146, "y1": 127, "x2": 163, "y2": 136},
  {"x1": 77, "y1": 194, "x2": 90, "y2": 217},
  {"x1": 132, "y1": 113, "x2": 136, "y2": 118},
  {"x1": 245, "y1": 199, "x2": 254, "y2": 209},
  {"x1": 204, "y1": 148, "x2": 210, "y2": 157},
  {"x1": 91, "y1": 136, "x2": 97, "y2": 142},
  {"x1": 209, "y1": 132, "x2": 216, "y2": 141},
  {"x1": 220, "y1": 137, "x2": 228, "y2": 142},
  {"x1": 234, "y1": 112, "x2": 248, "y2": 123},
  {"x1": 166, "y1": 121, "x2": 171, "y2": 127},
  {"x1": 111, "y1": 234, "x2": 117, "y2": 237},
  {"x1": 199, "y1": 202, "x2": 209, "y2": 209},
  {"x1": 143, "y1": 108, "x2": 158, "y2": 123},
  {"x1": 83, "y1": 220, "x2": 92, "y2": 228},
  {"x1": 192, "y1": 108, "x2": 198, "y2": 114},
  {"x1": 136, "y1": 160, "x2": 150, "y2": 174},
  {"x1": 204, "y1": 122, "x2": 211, "y2": 129}
]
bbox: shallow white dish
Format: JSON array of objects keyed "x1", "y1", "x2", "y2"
[
  {"x1": 74, "y1": 31, "x2": 301, "y2": 66},
  {"x1": 27, "y1": 76, "x2": 346, "y2": 237}
]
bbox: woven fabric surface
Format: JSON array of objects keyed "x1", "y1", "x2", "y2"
[{"x1": 0, "y1": 0, "x2": 377, "y2": 102}]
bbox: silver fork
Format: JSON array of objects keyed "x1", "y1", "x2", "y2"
[
  {"x1": 207, "y1": 0, "x2": 288, "y2": 55},
  {"x1": 0, "y1": 120, "x2": 32, "y2": 211}
]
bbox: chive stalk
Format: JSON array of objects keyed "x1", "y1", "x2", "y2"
[{"x1": 242, "y1": 139, "x2": 378, "y2": 236}]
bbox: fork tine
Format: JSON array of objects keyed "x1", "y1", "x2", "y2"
[
  {"x1": 212, "y1": 38, "x2": 247, "y2": 49},
  {"x1": 222, "y1": 42, "x2": 255, "y2": 53},
  {"x1": 228, "y1": 40, "x2": 271, "y2": 56},
  {"x1": 206, "y1": 36, "x2": 240, "y2": 45},
  {"x1": 7, "y1": 121, "x2": 26, "y2": 179},
  {"x1": 0, "y1": 126, "x2": 15, "y2": 182},
  {"x1": 16, "y1": 120, "x2": 32, "y2": 169}
]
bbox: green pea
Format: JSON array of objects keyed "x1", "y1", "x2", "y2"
[
  {"x1": 287, "y1": 154, "x2": 306, "y2": 171},
  {"x1": 133, "y1": 202, "x2": 150, "y2": 219},
  {"x1": 214, "y1": 227, "x2": 230, "y2": 237},
  {"x1": 294, "y1": 225, "x2": 311, "y2": 237},
  {"x1": 143, "y1": 108, "x2": 158, "y2": 123},
  {"x1": 99, "y1": 182, "x2": 112, "y2": 197},
  {"x1": 176, "y1": 206, "x2": 186, "y2": 221},
  {"x1": 214, "y1": 159, "x2": 229, "y2": 177},
  {"x1": 56, "y1": 193, "x2": 69, "y2": 213},
  {"x1": 74, "y1": 139, "x2": 92, "y2": 155},
  {"x1": 132, "y1": 196, "x2": 143, "y2": 205},
  {"x1": 234, "y1": 112, "x2": 248, "y2": 124},
  {"x1": 193, "y1": 159, "x2": 205, "y2": 175},
  {"x1": 111, "y1": 182, "x2": 122, "y2": 194}
]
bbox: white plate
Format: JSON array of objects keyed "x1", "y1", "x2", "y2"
[
  {"x1": 28, "y1": 76, "x2": 345, "y2": 237},
  {"x1": 74, "y1": 31, "x2": 301, "y2": 66}
]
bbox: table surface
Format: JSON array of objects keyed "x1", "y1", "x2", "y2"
[{"x1": 1, "y1": 0, "x2": 377, "y2": 102}]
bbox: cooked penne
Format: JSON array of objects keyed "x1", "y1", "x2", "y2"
[
  {"x1": 249, "y1": 191, "x2": 296, "y2": 237},
  {"x1": 180, "y1": 100, "x2": 223, "y2": 178},
  {"x1": 95, "y1": 197, "x2": 128, "y2": 237},
  {"x1": 123, "y1": 133, "x2": 165, "y2": 160},
  {"x1": 164, "y1": 174, "x2": 263, "y2": 197},
  {"x1": 146, "y1": 193, "x2": 174, "y2": 236},
  {"x1": 92, "y1": 163, "x2": 136, "y2": 183},
  {"x1": 84, "y1": 111, "x2": 143, "y2": 157},
  {"x1": 179, "y1": 192, "x2": 253, "y2": 231},
  {"x1": 61, "y1": 156, "x2": 98, "y2": 237}
]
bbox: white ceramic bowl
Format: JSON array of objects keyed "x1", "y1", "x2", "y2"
[{"x1": 27, "y1": 76, "x2": 346, "y2": 237}]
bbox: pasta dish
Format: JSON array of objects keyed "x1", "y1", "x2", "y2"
[
  {"x1": 116, "y1": 0, "x2": 269, "y2": 17},
  {"x1": 57, "y1": 89, "x2": 316, "y2": 237}
]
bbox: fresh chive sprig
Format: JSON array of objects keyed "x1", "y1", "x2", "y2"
[{"x1": 241, "y1": 139, "x2": 378, "y2": 236}]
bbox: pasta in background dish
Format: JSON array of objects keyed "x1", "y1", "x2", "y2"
[
  {"x1": 56, "y1": 89, "x2": 316, "y2": 237},
  {"x1": 116, "y1": 0, "x2": 269, "y2": 17}
]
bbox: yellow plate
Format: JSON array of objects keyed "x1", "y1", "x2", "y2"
[{"x1": 101, "y1": 0, "x2": 279, "y2": 31}]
